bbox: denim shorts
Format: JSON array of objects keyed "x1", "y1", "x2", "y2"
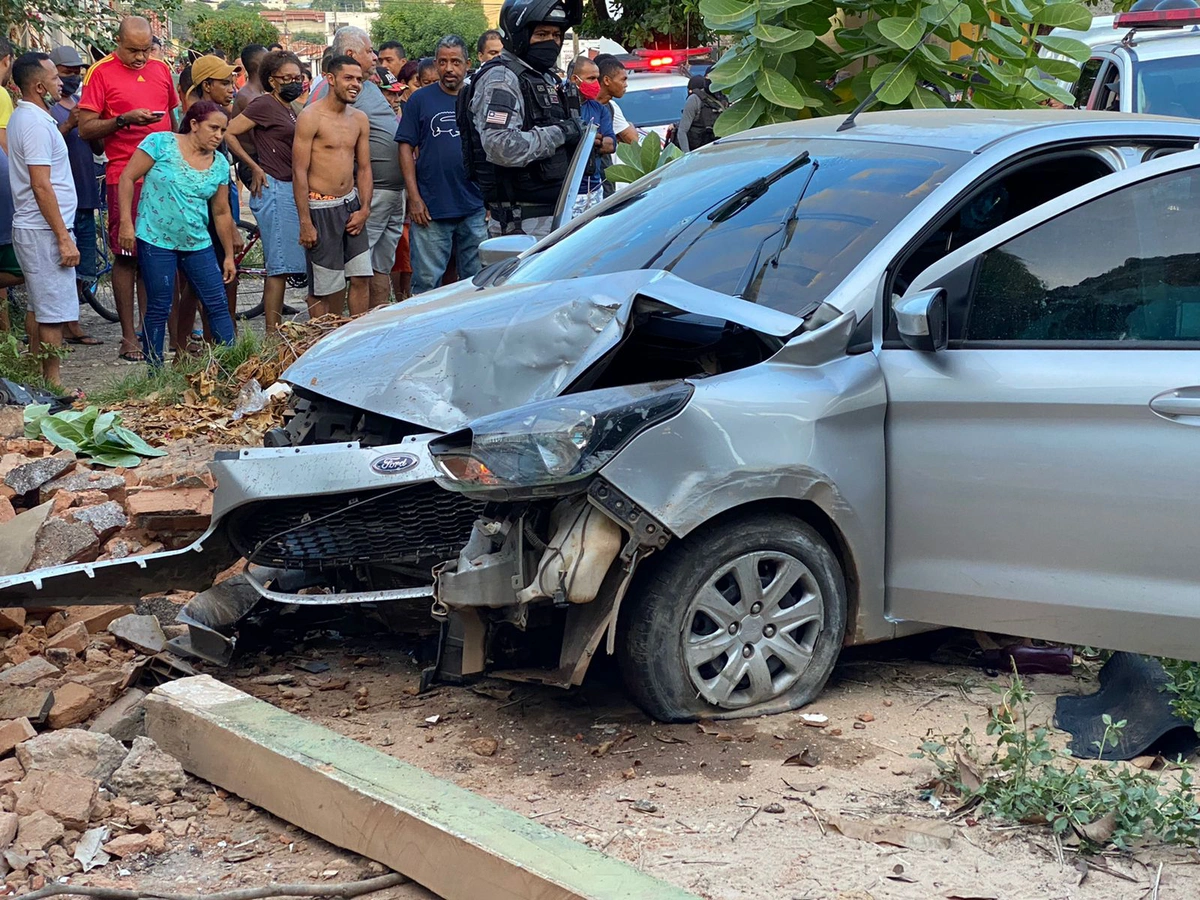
[{"x1": 249, "y1": 174, "x2": 305, "y2": 276}]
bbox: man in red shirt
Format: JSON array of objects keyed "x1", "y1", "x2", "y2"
[{"x1": 77, "y1": 16, "x2": 178, "y2": 362}]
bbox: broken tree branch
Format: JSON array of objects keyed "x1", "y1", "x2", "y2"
[{"x1": 20, "y1": 873, "x2": 410, "y2": 900}]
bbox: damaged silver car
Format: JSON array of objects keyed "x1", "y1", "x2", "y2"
[{"x1": 7, "y1": 109, "x2": 1200, "y2": 721}]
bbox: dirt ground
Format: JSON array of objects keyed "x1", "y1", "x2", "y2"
[{"x1": 55, "y1": 610, "x2": 1200, "y2": 900}]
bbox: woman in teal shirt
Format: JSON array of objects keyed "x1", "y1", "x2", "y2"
[{"x1": 117, "y1": 100, "x2": 237, "y2": 366}]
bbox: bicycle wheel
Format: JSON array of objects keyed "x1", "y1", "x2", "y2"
[
  {"x1": 86, "y1": 206, "x2": 120, "y2": 322},
  {"x1": 234, "y1": 222, "x2": 267, "y2": 320}
]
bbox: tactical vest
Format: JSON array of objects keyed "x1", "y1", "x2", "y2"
[
  {"x1": 458, "y1": 55, "x2": 573, "y2": 207},
  {"x1": 686, "y1": 93, "x2": 724, "y2": 151}
]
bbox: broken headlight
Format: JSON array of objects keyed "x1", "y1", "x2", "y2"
[{"x1": 429, "y1": 381, "x2": 692, "y2": 492}]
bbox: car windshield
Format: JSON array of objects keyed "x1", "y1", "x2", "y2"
[
  {"x1": 1136, "y1": 55, "x2": 1200, "y2": 119},
  {"x1": 501, "y1": 137, "x2": 967, "y2": 317},
  {"x1": 618, "y1": 82, "x2": 689, "y2": 126}
]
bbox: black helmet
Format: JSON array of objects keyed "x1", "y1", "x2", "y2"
[{"x1": 498, "y1": 0, "x2": 582, "y2": 58}]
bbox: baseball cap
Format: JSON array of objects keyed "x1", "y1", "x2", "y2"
[
  {"x1": 189, "y1": 55, "x2": 237, "y2": 89},
  {"x1": 377, "y1": 67, "x2": 404, "y2": 92},
  {"x1": 49, "y1": 46, "x2": 86, "y2": 68}
]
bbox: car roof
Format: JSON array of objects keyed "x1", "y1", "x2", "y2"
[
  {"x1": 1092, "y1": 27, "x2": 1200, "y2": 60},
  {"x1": 720, "y1": 108, "x2": 1200, "y2": 153},
  {"x1": 625, "y1": 72, "x2": 691, "y2": 89}
]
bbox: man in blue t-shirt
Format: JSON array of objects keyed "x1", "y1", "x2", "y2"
[
  {"x1": 395, "y1": 35, "x2": 485, "y2": 295},
  {"x1": 570, "y1": 56, "x2": 614, "y2": 212}
]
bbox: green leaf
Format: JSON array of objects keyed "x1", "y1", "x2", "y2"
[
  {"x1": 615, "y1": 142, "x2": 643, "y2": 169},
  {"x1": 756, "y1": 68, "x2": 811, "y2": 109},
  {"x1": 707, "y1": 47, "x2": 763, "y2": 90},
  {"x1": 639, "y1": 133, "x2": 662, "y2": 173},
  {"x1": 1038, "y1": 34, "x2": 1092, "y2": 62},
  {"x1": 1034, "y1": 1, "x2": 1091, "y2": 30},
  {"x1": 984, "y1": 31, "x2": 1028, "y2": 61},
  {"x1": 87, "y1": 449, "x2": 143, "y2": 468},
  {"x1": 1036, "y1": 56, "x2": 1082, "y2": 81},
  {"x1": 661, "y1": 145, "x2": 684, "y2": 165},
  {"x1": 38, "y1": 417, "x2": 86, "y2": 454},
  {"x1": 755, "y1": 28, "x2": 817, "y2": 51},
  {"x1": 1004, "y1": 0, "x2": 1035, "y2": 23},
  {"x1": 869, "y1": 61, "x2": 917, "y2": 106},
  {"x1": 604, "y1": 164, "x2": 644, "y2": 184},
  {"x1": 909, "y1": 84, "x2": 947, "y2": 108},
  {"x1": 758, "y1": 0, "x2": 812, "y2": 12},
  {"x1": 878, "y1": 16, "x2": 926, "y2": 50},
  {"x1": 109, "y1": 425, "x2": 168, "y2": 457},
  {"x1": 23, "y1": 403, "x2": 51, "y2": 440},
  {"x1": 750, "y1": 22, "x2": 796, "y2": 42},
  {"x1": 699, "y1": 0, "x2": 757, "y2": 27},
  {"x1": 1026, "y1": 73, "x2": 1076, "y2": 106},
  {"x1": 714, "y1": 95, "x2": 766, "y2": 136},
  {"x1": 764, "y1": 51, "x2": 797, "y2": 82},
  {"x1": 92, "y1": 410, "x2": 119, "y2": 441}
]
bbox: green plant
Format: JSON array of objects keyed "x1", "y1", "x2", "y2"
[
  {"x1": 701, "y1": 0, "x2": 1094, "y2": 138},
  {"x1": 3, "y1": 0, "x2": 180, "y2": 53},
  {"x1": 186, "y1": 6, "x2": 280, "y2": 58},
  {"x1": 604, "y1": 132, "x2": 683, "y2": 185},
  {"x1": 23, "y1": 404, "x2": 168, "y2": 468},
  {"x1": 1159, "y1": 658, "x2": 1200, "y2": 734},
  {"x1": 371, "y1": 0, "x2": 488, "y2": 61},
  {"x1": 582, "y1": 0, "x2": 708, "y2": 50},
  {"x1": 917, "y1": 672, "x2": 1200, "y2": 850}
]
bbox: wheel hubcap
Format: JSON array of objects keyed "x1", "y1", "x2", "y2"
[{"x1": 682, "y1": 550, "x2": 824, "y2": 709}]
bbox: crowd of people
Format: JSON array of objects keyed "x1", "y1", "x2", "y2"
[{"x1": 0, "y1": 0, "x2": 704, "y2": 386}]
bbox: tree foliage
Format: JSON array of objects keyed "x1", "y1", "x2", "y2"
[
  {"x1": 186, "y1": 6, "x2": 279, "y2": 57},
  {"x1": 311, "y1": 0, "x2": 369, "y2": 10},
  {"x1": 371, "y1": 0, "x2": 488, "y2": 60},
  {"x1": 3, "y1": 0, "x2": 180, "y2": 54},
  {"x1": 701, "y1": 0, "x2": 1094, "y2": 137},
  {"x1": 583, "y1": 0, "x2": 708, "y2": 49}
]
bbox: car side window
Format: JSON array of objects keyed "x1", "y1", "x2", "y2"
[
  {"x1": 1074, "y1": 58, "x2": 1103, "y2": 108},
  {"x1": 963, "y1": 168, "x2": 1200, "y2": 344},
  {"x1": 1091, "y1": 61, "x2": 1122, "y2": 111}
]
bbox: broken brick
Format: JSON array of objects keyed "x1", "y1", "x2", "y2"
[
  {"x1": 0, "y1": 607, "x2": 25, "y2": 632},
  {"x1": 68, "y1": 502, "x2": 129, "y2": 540},
  {"x1": 0, "y1": 657, "x2": 59, "y2": 687},
  {"x1": 62, "y1": 605, "x2": 136, "y2": 635},
  {"x1": 47, "y1": 683, "x2": 99, "y2": 730},
  {"x1": 11, "y1": 769, "x2": 98, "y2": 830},
  {"x1": 28, "y1": 517, "x2": 100, "y2": 570},
  {"x1": 15, "y1": 810, "x2": 64, "y2": 852},
  {"x1": 0, "y1": 718, "x2": 36, "y2": 757},
  {"x1": 46, "y1": 622, "x2": 89, "y2": 655},
  {"x1": 4, "y1": 456, "x2": 74, "y2": 497},
  {"x1": 39, "y1": 471, "x2": 126, "y2": 506}
]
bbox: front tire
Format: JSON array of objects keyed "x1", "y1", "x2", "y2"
[{"x1": 619, "y1": 513, "x2": 847, "y2": 722}]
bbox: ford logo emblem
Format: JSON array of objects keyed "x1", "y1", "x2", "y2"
[{"x1": 370, "y1": 452, "x2": 420, "y2": 475}]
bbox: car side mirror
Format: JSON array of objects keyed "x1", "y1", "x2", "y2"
[
  {"x1": 893, "y1": 288, "x2": 948, "y2": 352},
  {"x1": 478, "y1": 235, "x2": 537, "y2": 267}
]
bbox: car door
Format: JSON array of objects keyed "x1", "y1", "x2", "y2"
[{"x1": 880, "y1": 151, "x2": 1200, "y2": 660}]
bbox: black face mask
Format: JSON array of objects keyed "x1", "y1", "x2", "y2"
[
  {"x1": 278, "y1": 82, "x2": 303, "y2": 102},
  {"x1": 60, "y1": 75, "x2": 81, "y2": 97},
  {"x1": 524, "y1": 39, "x2": 559, "y2": 73}
]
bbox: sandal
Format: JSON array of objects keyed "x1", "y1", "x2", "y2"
[
  {"x1": 118, "y1": 340, "x2": 145, "y2": 363},
  {"x1": 65, "y1": 335, "x2": 104, "y2": 346}
]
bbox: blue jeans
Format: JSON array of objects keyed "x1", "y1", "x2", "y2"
[
  {"x1": 410, "y1": 210, "x2": 488, "y2": 295},
  {"x1": 74, "y1": 209, "x2": 97, "y2": 284},
  {"x1": 137, "y1": 239, "x2": 234, "y2": 366}
]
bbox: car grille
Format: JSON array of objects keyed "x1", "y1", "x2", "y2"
[{"x1": 226, "y1": 483, "x2": 484, "y2": 570}]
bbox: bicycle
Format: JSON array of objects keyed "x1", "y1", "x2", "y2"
[{"x1": 85, "y1": 205, "x2": 302, "y2": 323}]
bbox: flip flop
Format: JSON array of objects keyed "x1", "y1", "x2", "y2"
[
  {"x1": 118, "y1": 351, "x2": 144, "y2": 363},
  {"x1": 65, "y1": 335, "x2": 104, "y2": 345}
]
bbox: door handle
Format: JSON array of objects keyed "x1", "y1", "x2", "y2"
[{"x1": 1150, "y1": 388, "x2": 1200, "y2": 418}]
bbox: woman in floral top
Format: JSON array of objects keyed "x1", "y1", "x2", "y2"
[{"x1": 118, "y1": 100, "x2": 237, "y2": 366}]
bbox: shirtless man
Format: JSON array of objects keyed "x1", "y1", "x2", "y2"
[{"x1": 292, "y1": 56, "x2": 372, "y2": 316}]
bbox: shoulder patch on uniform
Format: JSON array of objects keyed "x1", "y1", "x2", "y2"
[{"x1": 486, "y1": 109, "x2": 510, "y2": 126}]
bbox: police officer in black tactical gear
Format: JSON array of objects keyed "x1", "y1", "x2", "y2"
[{"x1": 456, "y1": 0, "x2": 586, "y2": 237}]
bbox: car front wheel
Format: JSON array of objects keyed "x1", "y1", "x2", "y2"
[{"x1": 619, "y1": 513, "x2": 847, "y2": 722}]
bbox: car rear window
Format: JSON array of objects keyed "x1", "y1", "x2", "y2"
[
  {"x1": 502, "y1": 137, "x2": 967, "y2": 318},
  {"x1": 1136, "y1": 55, "x2": 1200, "y2": 119},
  {"x1": 618, "y1": 83, "x2": 689, "y2": 126}
]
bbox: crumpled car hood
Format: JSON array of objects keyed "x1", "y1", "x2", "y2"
[{"x1": 283, "y1": 269, "x2": 804, "y2": 432}]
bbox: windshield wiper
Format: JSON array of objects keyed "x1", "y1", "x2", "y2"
[
  {"x1": 733, "y1": 159, "x2": 820, "y2": 301},
  {"x1": 707, "y1": 151, "x2": 811, "y2": 223}
]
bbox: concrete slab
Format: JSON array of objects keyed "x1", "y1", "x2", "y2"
[{"x1": 145, "y1": 676, "x2": 699, "y2": 900}]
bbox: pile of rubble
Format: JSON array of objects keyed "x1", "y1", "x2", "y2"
[
  {"x1": 0, "y1": 598, "x2": 201, "y2": 892},
  {"x1": 0, "y1": 407, "x2": 220, "y2": 573},
  {"x1": 1, "y1": 728, "x2": 189, "y2": 893}
]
